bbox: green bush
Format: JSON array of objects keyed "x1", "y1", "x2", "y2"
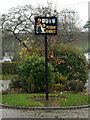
[
  {"x1": 17, "y1": 55, "x2": 54, "y2": 93},
  {"x1": 52, "y1": 83, "x2": 66, "y2": 92},
  {"x1": 1, "y1": 62, "x2": 17, "y2": 74},
  {"x1": 49, "y1": 44, "x2": 88, "y2": 85},
  {"x1": 9, "y1": 75, "x2": 35, "y2": 93},
  {"x1": 66, "y1": 80, "x2": 85, "y2": 93},
  {"x1": 9, "y1": 76, "x2": 21, "y2": 89},
  {"x1": 53, "y1": 72, "x2": 68, "y2": 85}
]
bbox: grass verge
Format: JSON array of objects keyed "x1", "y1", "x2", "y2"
[{"x1": 2, "y1": 93, "x2": 88, "y2": 107}]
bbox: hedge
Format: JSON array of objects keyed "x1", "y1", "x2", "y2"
[{"x1": 0, "y1": 62, "x2": 17, "y2": 74}]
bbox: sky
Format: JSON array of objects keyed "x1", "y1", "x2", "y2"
[{"x1": 0, "y1": 0, "x2": 89, "y2": 26}]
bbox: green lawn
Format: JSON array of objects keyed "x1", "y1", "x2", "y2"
[
  {"x1": 58, "y1": 94, "x2": 88, "y2": 107},
  {"x1": 2, "y1": 94, "x2": 44, "y2": 107},
  {"x1": 2, "y1": 93, "x2": 89, "y2": 107},
  {"x1": 0, "y1": 74, "x2": 18, "y2": 80}
]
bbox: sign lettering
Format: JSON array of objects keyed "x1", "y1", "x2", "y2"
[{"x1": 35, "y1": 17, "x2": 57, "y2": 35}]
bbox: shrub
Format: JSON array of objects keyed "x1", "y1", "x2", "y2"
[
  {"x1": 66, "y1": 80, "x2": 85, "y2": 93},
  {"x1": 17, "y1": 55, "x2": 54, "y2": 93},
  {"x1": 52, "y1": 83, "x2": 66, "y2": 92},
  {"x1": 19, "y1": 75, "x2": 35, "y2": 93},
  {"x1": 9, "y1": 75, "x2": 35, "y2": 93},
  {"x1": 1, "y1": 62, "x2": 17, "y2": 74},
  {"x1": 9, "y1": 76, "x2": 21, "y2": 89},
  {"x1": 53, "y1": 72, "x2": 68, "y2": 85},
  {"x1": 49, "y1": 44, "x2": 88, "y2": 85}
]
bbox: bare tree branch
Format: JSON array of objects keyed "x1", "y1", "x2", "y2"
[{"x1": 1, "y1": 3, "x2": 82, "y2": 49}]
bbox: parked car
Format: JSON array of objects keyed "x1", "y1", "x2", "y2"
[{"x1": 4, "y1": 58, "x2": 12, "y2": 62}]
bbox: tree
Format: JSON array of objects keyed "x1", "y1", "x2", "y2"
[
  {"x1": 84, "y1": 20, "x2": 90, "y2": 52},
  {"x1": 84, "y1": 21, "x2": 90, "y2": 30},
  {"x1": 1, "y1": 2, "x2": 82, "y2": 52},
  {"x1": 58, "y1": 9, "x2": 82, "y2": 44}
]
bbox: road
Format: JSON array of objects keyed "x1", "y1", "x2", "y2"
[{"x1": 0, "y1": 108, "x2": 89, "y2": 118}]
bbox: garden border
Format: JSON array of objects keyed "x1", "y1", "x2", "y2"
[{"x1": 0, "y1": 104, "x2": 90, "y2": 110}]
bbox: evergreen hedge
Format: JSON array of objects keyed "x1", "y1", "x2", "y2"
[{"x1": 0, "y1": 62, "x2": 17, "y2": 74}]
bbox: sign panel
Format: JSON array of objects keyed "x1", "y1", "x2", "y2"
[{"x1": 35, "y1": 17, "x2": 57, "y2": 35}]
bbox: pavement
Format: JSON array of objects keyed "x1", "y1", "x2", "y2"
[{"x1": 0, "y1": 80, "x2": 10, "y2": 92}]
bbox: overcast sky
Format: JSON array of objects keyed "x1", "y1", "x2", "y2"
[{"x1": 0, "y1": 0, "x2": 89, "y2": 26}]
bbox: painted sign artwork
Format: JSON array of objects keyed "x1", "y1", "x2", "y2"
[{"x1": 35, "y1": 17, "x2": 57, "y2": 35}]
